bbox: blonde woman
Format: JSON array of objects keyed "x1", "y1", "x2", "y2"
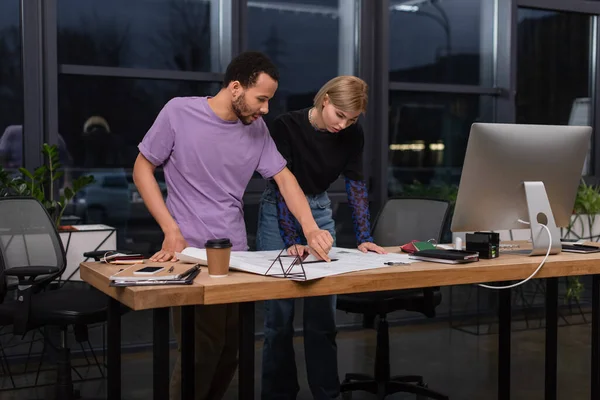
[{"x1": 257, "y1": 76, "x2": 386, "y2": 400}]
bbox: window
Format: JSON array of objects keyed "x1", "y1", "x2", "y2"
[
  {"x1": 387, "y1": 92, "x2": 493, "y2": 195},
  {"x1": 58, "y1": 76, "x2": 220, "y2": 252},
  {"x1": 0, "y1": 0, "x2": 23, "y2": 169},
  {"x1": 57, "y1": 0, "x2": 223, "y2": 72},
  {"x1": 389, "y1": 0, "x2": 494, "y2": 85},
  {"x1": 517, "y1": 9, "x2": 592, "y2": 174},
  {"x1": 247, "y1": 0, "x2": 356, "y2": 124}
]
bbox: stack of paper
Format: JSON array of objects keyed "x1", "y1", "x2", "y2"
[{"x1": 175, "y1": 247, "x2": 415, "y2": 281}]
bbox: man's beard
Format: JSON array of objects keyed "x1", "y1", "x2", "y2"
[{"x1": 232, "y1": 92, "x2": 256, "y2": 126}]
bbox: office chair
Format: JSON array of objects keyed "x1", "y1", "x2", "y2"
[
  {"x1": 0, "y1": 197, "x2": 110, "y2": 399},
  {"x1": 337, "y1": 197, "x2": 451, "y2": 400}
]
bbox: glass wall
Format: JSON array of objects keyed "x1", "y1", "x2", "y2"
[
  {"x1": 517, "y1": 8, "x2": 592, "y2": 173},
  {"x1": 387, "y1": 92, "x2": 493, "y2": 195},
  {"x1": 57, "y1": 0, "x2": 220, "y2": 72},
  {"x1": 389, "y1": 0, "x2": 493, "y2": 85},
  {"x1": 0, "y1": 1, "x2": 23, "y2": 171}
]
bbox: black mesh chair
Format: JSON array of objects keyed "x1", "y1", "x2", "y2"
[
  {"x1": 337, "y1": 198, "x2": 451, "y2": 400},
  {"x1": 0, "y1": 197, "x2": 110, "y2": 399}
]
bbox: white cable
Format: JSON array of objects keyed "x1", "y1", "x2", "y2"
[{"x1": 477, "y1": 219, "x2": 552, "y2": 290}]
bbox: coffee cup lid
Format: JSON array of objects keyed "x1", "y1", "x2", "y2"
[{"x1": 205, "y1": 238, "x2": 232, "y2": 249}]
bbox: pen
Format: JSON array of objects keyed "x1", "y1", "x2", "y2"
[
  {"x1": 167, "y1": 265, "x2": 174, "y2": 273},
  {"x1": 302, "y1": 258, "x2": 339, "y2": 264},
  {"x1": 176, "y1": 264, "x2": 200, "y2": 278},
  {"x1": 384, "y1": 261, "x2": 410, "y2": 266}
]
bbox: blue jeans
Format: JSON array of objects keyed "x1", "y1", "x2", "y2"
[{"x1": 257, "y1": 185, "x2": 339, "y2": 400}]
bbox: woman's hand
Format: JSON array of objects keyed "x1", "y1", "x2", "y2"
[
  {"x1": 358, "y1": 242, "x2": 387, "y2": 254},
  {"x1": 287, "y1": 244, "x2": 309, "y2": 257}
]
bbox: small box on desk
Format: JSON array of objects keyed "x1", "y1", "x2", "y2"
[{"x1": 466, "y1": 232, "x2": 500, "y2": 259}]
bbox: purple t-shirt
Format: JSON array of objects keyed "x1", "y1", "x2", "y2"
[{"x1": 138, "y1": 97, "x2": 286, "y2": 251}]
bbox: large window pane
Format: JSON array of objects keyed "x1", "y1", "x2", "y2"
[
  {"x1": 0, "y1": 1, "x2": 23, "y2": 169},
  {"x1": 58, "y1": 0, "x2": 221, "y2": 72},
  {"x1": 517, "y1": 9, "x2": 592, "y2": 173},
  {"x1": 517, "y1": 9, "x2": 590, "y2": 126},
  {"x1": 388, "y1": 92, "x2": 492, "y2": 195},
  {"x1": 389, "y1": 0, "x2": 494, "y2": 85},
  {"x1": 247, "y1": 0, "x2": 344, "y2": 124},
  {"x1": 59, "y1": 76, "x2": 220, "y2": 252}
]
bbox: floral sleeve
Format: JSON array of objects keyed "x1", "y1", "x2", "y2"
[
  {"x1": 275, "y1": 188, "x2": 301, "y2": 248},
  {"x1": 345, "y1": 177, "x2": 373, "y2": 245}
]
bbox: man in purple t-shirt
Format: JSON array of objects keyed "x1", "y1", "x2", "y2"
[{"x1": 133, "y1": 52, "x2": 334, "y2": 400}]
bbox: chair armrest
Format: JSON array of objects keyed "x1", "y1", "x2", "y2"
[{"x1": 4, "y1": 266, "x2": 60, "y2": 278}]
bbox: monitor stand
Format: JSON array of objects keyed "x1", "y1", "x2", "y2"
[{"x1": 524, "y1": 181, "x2": 562, "y2": 256}]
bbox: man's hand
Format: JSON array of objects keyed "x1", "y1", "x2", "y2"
[
  {"x1": 358, "y1": 242, "x2": 387, "y2": 254},
  {"x1": 305, "y1": 229, "x2": 333, "y2": 261},
  {"x1": 150, "y1": 228, "x2": 188, "y2": 262}
]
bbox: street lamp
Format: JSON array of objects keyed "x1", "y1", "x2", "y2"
[{"x1": 390, "y1": 0, "x2": 451, "y2": 61}]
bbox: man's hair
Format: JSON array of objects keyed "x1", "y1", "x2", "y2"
[{"x1": 223, "y1": 51, "x2": 279, "y2": 88}]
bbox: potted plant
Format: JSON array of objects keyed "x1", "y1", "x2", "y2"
[
  {"x1": 0, "y1": 143, "x2": 94, "y2": 228},
  {"x1": 563, "y1": 179, "x2": 600, "y2": 242},
  {"x1": 560, "y1": 180, "x2": 600, "y2": 303}
]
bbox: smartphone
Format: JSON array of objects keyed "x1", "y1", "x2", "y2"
[{"x1": 133, "y1": 266, "x2": 165, "y2": 275}]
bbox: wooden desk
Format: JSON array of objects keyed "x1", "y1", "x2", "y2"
[{"x1": 80, "y1": 248, "x2": 600, "y2": 400}]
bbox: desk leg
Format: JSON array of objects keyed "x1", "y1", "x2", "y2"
[
  {"x1": 592, "y1": 274, "x2": 600, "y2": 400},
  {"x1": 154, "y1": 308, "x2": 170, "y2": 400},
  {"x1": 107, "y1": 298, "x2": 121, "y2": 400},
  {"x1": 545, "y1": 278, "x2": 558, "y2": 400},
  {"x1": 181, "y1": 305, "x2": 196, "y2": 399},
  {"x1": 239, "y1": 301, "x2": 255, "y2": 400},
  {"x1": 498, "y1": 288, "x2": 511, "y2": 400}
]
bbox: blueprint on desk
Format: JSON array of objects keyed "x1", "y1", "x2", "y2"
[{"x1": 177, "y1": 246, "x2": 416, "y2": 281}]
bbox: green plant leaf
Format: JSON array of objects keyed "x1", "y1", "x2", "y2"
[
  {"x1": 18, "y1": 167, "x2": 34, "y2": 181},
  {"x1": 63, "y1": 187, "x2": 74, "y2": 200}
]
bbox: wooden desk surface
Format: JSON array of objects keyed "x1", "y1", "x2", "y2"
[{"x1": 80, "y1": 246, "x2": 600, "y2": 311}]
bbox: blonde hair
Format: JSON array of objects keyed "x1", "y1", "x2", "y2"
[{"x1": 313, "y1": 76, "x2": 368, "y2": 114}]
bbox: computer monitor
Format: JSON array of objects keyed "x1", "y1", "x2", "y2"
[{"x1": 451, "y1": 123, "x2": 592, "y2": 256}]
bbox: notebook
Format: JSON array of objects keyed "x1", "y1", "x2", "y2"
[
  {"x1": 409, "y1": 249, "x2": 480, "y2": 264},
  {"x1": 561, "y1": 243, "x2": 600, "y2": 254},
  {"x1": 109, "y1": 268, "x2": 200, "y2": 287},
  {"x1": 109, "y1": 263, "x2": 201, "y2": 282}
]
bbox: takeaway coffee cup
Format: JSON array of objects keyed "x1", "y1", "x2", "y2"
[{"x1": 205, "y1": 238, "x2": 233, "y2": 277}]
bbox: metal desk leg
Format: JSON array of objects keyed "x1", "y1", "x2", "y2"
[
  {"x1": 545, "y1": 278, "x2": 558, "y2": 400},
  {"x1": 239, "y1": 301, "x2": 255, "y2": 400},
  {"x1": 181, "y1": 305, "x2": 196, "y2": 399},
  {"x1": 498, "y1": 288, "x2": 511, "y2": 400},
  {"x1": 107, "y1": 298, "x2": 121, "y2": 400},
  {"x1": 154, "y1": 308, "x2": 170, "y2": 400},
  {"x1": 592, "y1": 275, "x2": 600, "y2": 400}
]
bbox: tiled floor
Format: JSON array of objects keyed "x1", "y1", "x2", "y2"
[{"x1": 0, "y1": 317, "x2": 593, "y2": 399}]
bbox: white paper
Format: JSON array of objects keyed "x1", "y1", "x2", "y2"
[
  {"x1": 177, "y1": 247, "x2": 414, "y2": 281},
  {"x1": 175, "y1": 247, "x2": 209, "y2": 265}
]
